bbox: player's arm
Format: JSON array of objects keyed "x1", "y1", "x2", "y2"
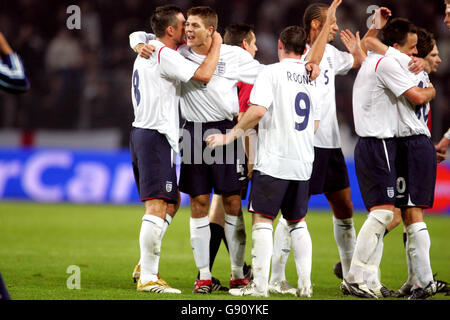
[
  {"x1": 435, "y1": 128, "x2": 450, "y2": 163},
  {"x1": 0, "y1": 32, "x2": 29, "y2": 93},
  {"x1": 363, "y1": 37, "x2": 424, "y2": 74},
  {"x1": 305, "y1": 0, "x2": 342, "y2": 64},
  {"x1": 314, "y1": 120, "x2": 320, "y2": 133},
  {"x1": 206, "y1": 105, "x2": 266, "y2": 148},
  {"x1": 191, "y1": 31, "x2": 222, "y2": 83},
  {"x1": 402, "y1": 82, "x2": 436, "y2": 105},
  {"x1": 339, "y1": 29, "x2": 366, "y2": 68},
  {"x1": 359, "y1": 7, "x2": 391, "y2": 54},
  {"x1": 129, "y1": 31, "x2": 156, "y2": 58}
]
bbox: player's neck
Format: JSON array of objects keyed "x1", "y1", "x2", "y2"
[
  {"x1": 157, "y1": 37, "x2": 178, "y2": 50},
  {"x1": 192, "y1": 38, "x2": 212, "y2": 56},
  {"x1": 280, "y1": 52, "x2": 301, "y2": 61}
]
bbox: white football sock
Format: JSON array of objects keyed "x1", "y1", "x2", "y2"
[
  {"x1": 364, "y1": 236, "x2": 383, "y2": 290},
  {"x1": 190, "y1": 216, "x2": 211, "y2": 280},
  {"x1": 346, "y1": 209, "x2": 393, "y2": 284},
  {"x1": 162, "y1": 213, "x2": 172, "y2": 239},
  {"x1": 138, "y1": 213, "x2": 172, "y2": 266},
  {"x1": 224, "y1": 213, "x2": 246, "y2": 280},
  {"x1": 252, "y1": 223, "x2": 273, "y2": 292},
  {"x1": 269, "y1": 217, "x2": 290, "y2": 284},
  {"x1": 404, "y1": 233, "x2": 416, "y2": 286},
  {"x1": 139, "y1": 214, "x2": 164, "y2": 283},
  {"x1": 406, "y1": 222, "x2": 433, "y2": 288},
  {"x1": 333, "y1": 217, "x2": 356, "y2": 279},
  {"x1": 289, "y1": 221, "x2": 312, "y2": 289}
]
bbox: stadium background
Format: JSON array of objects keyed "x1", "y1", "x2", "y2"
[{"x1": 0, "y1": 0, "x2": 449, "y2": 213}]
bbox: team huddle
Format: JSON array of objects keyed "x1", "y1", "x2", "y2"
[{"x1": 127, "y1": 0, "x2": 450, "y2": 299}]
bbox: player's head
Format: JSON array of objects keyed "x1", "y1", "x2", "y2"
[
  {"x1": 278, "y1": 26, "x2": 307, "y2": 59},
  {"x1": 445, "y1": 0, "x2": 450, "y2": 28},
  {"x1": 381, "y1": 18, "x2": 418, "y2": 57},
  {"x1": 224, "y1": 23, "x2": 258, "y2": 58},
  {"x1": 416, "y1": 28, "x2": 440, "y2": 73},
  {"x1": 150, "y1": 5, "x2": 185, "y2": 45},
  {"x1": 303, "y1": 3, "x2": 338, "y2": 44},
  {"x1": 185, "y1": 6, "x2": 218, "y2": 48},
  {"x1": 416, "y1": 28, "x2": 441, "y2": 73}
]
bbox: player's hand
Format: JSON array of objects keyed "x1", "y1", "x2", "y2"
[
  {"x1": 437, "y1": 151, "x2": 446, "y2": 163},
  {"x1": 326, "y1": 0, "x2": 342, "y2": 25},
  {"x1": 408, "y1": 57, "x2": 424, "y2": 74},
  {"x1": 0, "y1": 32, "x2": 13, "y2": 55},
  {"x1": 340, "y1": 29, "x2": 361, "y2": 55},
  {"x1": 135, "y1": 43, "x2": 155, "y2": 59},
  {"x1": 306, "y1": 62, "x2": 320, "y2": 81},
  {"x1": 211, "y1": 30, "x2": 223, "y2": 45},
  {"x1": 371, "y1": 7, "x2": 392, "y2": 30},
  {"x1": 247, "y1": 163, "x2": 254, "y2": 180},
  {"x1": 206, "y1": 133, "x2": 227, "y2": 149}
]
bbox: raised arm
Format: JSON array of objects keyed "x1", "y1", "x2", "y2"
[
  {"x1": 305, "y1": 0, "x2": 342, "y2": 64},
  {"x1": 0, "y1": 32, "x2": 30, "y2": 93},
  {"x1": 340, "y1": 29, "x2": 366, "y2": 68},
  {"x1": 360, "y1": 7, "x2": 391, "y2": 54}
]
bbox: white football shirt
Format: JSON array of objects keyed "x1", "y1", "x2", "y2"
[
  {"x1": 177, "y1": 44, "x2": 263, "y2": 122},
  {"x1": 352, "y1": 52, "x2": 416, "y2": 138},
  {"x1": 301, "y1": 44, "x2": 354, "y2": 148},
  {"x1": 249, "y1": 58, "x2": 321, "y2": 181},
  {"x1": 131, "y1": 40, "x2": 199, "y2": 152},
  {"x1": 129, "y1": 31, "x2": 264, "y2": 123},
  {"x1": 385, "y1": 47, "x2": 431, "y2": 137}
]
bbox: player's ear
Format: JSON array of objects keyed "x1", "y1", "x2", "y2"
[
  {"x1": 167, "y1": 25, "x2": 174, "y2": 37},
  {"x1": 311, "y1": 19, "x2": 321, "y2": 30},
  {"x1": 278, "y1": 39, "x2": 283, "y2": 51},
  {"x1": 242, "y1": 38, "x2": 249, "y2": 50}
]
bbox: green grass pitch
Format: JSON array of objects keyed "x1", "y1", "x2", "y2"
[{"x1": 0, "y1": 201, "x2": 449, "y2": 300}]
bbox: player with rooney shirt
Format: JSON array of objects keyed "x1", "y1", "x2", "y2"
[
  {"x1": 206, "y1": 0, "x2": 342, "y2": 298},
  {"x1": 268, "y1": 1, "x2": 369, "y2": 295},
  {"x1": 129, "y1": 5, "x2": 221, "y2": 294}
]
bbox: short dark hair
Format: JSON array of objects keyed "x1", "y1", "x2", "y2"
[
  {"x1": 187, "y1": 6, "x2": 218, "y2": 31},
  {"x1": 150, "y1": 5, "x2": 183, "y2": 38},
  {"x1": 303, "y1": 3, "x2": 328, "y2": 40},
  {"x1": 279, "y1": 26, "x2": 307, "y2": 55},
  {"x1": 416, "y1": 27, "x2": 435, "y2": 58},
  {"x1": 224, "y1": 23, "x2": 255, "y2": 46},
  {"x1": 381, "y1": 17, "x2": 417, "y2": 47}
]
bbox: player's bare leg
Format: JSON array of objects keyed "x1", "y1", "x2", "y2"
[{"x1": 222, "y1": 192, "x2": 248, "y2": 288}]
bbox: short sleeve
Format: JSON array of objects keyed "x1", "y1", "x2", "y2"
[
  {"x1": 332, "y1": 46, "x2": 354, "y2": 75},
  {"x1": 159, "y1": 46, "x2": 199, "y2": 83},
  {"x1": 248, "y1": 68, "x2": 273, "y2": 109},
  {"x1": 237, "y1": 47, "x2": 264, "y2": 84},
  {"x1": 376, "y1": 57, "x2": 416, "y2": 97},
  {"x1": 385, "y1": 47, "x2": 412, "y2": 72}
]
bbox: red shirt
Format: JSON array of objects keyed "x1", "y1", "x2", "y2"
[{"x1": 237, "y1": 81, "x2": 254, "y2": 113}]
